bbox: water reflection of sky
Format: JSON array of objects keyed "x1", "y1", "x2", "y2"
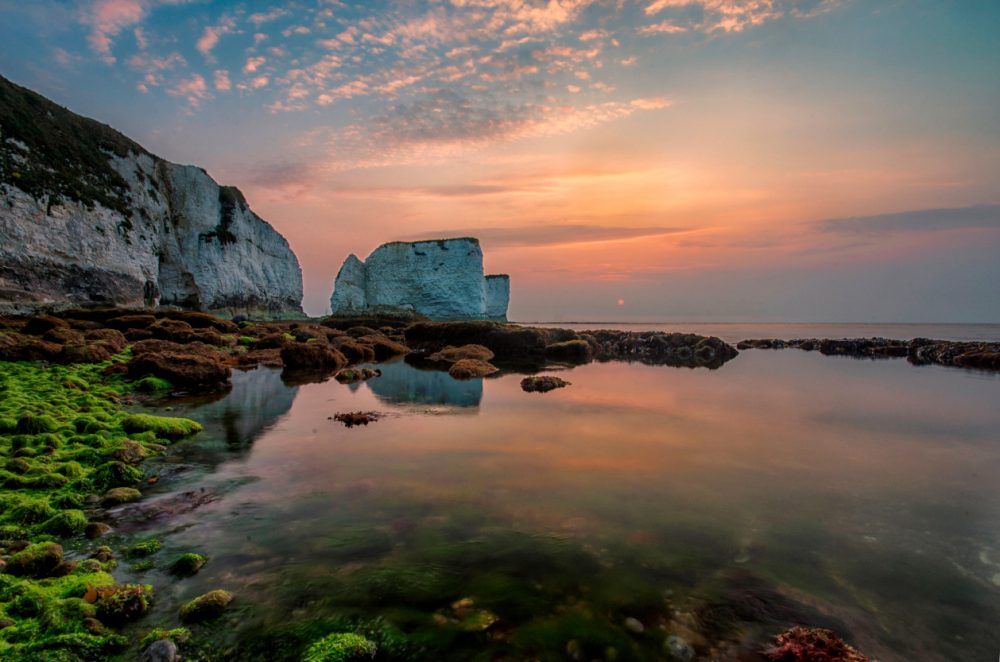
[{"x1": 133, "y1": 352, "x2": 1000, "y2": 661}]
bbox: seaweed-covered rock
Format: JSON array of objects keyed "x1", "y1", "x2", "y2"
[
  {"x1": 765, "y1": 626, "x2": 871, "y2": 662},
  {"x1": 4, "y1": 542, "x2": 64, "y2": 577},
  {"x1": 303, "y1": 632, "x2": 377, "y2": 662},
  {"x1": 122, "y1": 414, "x2": 202, "y2": 440},
  {"x1": 179, "y1": 589, "x2": 233, "y2": 623},
  {"x1": 39, "y1": 509, "x2": 88, "y2": 535},
  {"x1": 0, "y1": 334, "x2": 62, "y2": 361},
  {"x1": 102, "y1": 487, "x2": 143, "y2": 507},
  {"x1": 332, "y1": 412, "x2": 381, "y2": 428},
  {"x1": 544, "y1": 339, "x2": 593, "y2": 363},
  {"x1": 84, "y1": 328, "x2": 128, "y2": 353},
  {"x1": 405, "y1": 322, "x2": 550, "y2": 361},
  {"x1": 22, "y1": 315, "x2": 70, "y2": 335},
  {"x1": 521, "y1": 376, "x2": 570, "y2": 393},
  {"x1": 57, "y1": 342, "x2": 113, "y2": 364},
  {"x1": 330, "y1": 337, "x2": 377, "y2": 363},
  {"x1": 280, "y1": 342, "x2": 347, "y2": 370},
  {"x1": 127, "y1": 350, "x2": 231, "y2": 390},
  {"x1": 335, "y1": 368, "x2": 381, "y2": 384},
  {"x1": 168, "y1": 553, "x2": 207, "y2": 577},
  {"x1": 97, "y1": 583, "x2": 153, "y2": 625},
  {"x1": 448, "y1": 359, "x2": 499, "y2": 379},
  {"x1": 428, "y1": 344, "x2": 495, "y2": 363},
  {"x1": 357, "y1": 335, "x2": 409, "y2": 361}
]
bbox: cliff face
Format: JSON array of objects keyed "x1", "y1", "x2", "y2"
[
  {"x1": 330, "y1": 238, "x2": 509, "y2": 320},
  {"x1": 0, "y1": 76, "x2": 302, "y2": 317}
]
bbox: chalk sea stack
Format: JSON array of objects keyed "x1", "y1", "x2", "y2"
[
  {"x1": 330, "y1": 238, "x2": 509, "y2": 321},
  {"x1": 0, "y1": 76, "x2": 302, "y2": 317}
]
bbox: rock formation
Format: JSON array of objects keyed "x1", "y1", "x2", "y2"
[
  {"x1": 330, "y1": 238, "x2": 509, "y2": 320},
  {"x1": 0, "y1": 75, "x2": 302, "y2": 317}
]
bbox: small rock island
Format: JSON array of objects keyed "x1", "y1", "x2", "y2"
[{"x1": 330, "y1": 237, "x2": 510, "y2": 320}]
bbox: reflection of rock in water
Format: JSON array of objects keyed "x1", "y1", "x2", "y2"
[
  {"x1": 365, "y1": 360, "x2": 482, "y2": 407},
  {"x1": 183, "y1": 367, "x2": 298, "y2": 449}
]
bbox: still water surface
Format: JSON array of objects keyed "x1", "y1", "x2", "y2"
[{"x1": 123, "y1": 342, "x2": 1000, "y2": 661}]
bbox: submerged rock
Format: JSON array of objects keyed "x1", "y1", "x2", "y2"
[
  {"x1": 179, "y1": 589, "x2": 233, "y2": 623},
  {"x1": 332, "y1": 411, "x2": 382, "y2": 428},
  {"x1": 764, "y1": 626, "x2": 872, "y2": 662},
  {"x1": 521, "y1": 375, "x2": 571, "y2": 393},
  {"x1": 141, "y1": 638, "x2": 180, "y2": 662},
  {"x1": 664, "y1": 635, "x2": 694, "y2": 661}
]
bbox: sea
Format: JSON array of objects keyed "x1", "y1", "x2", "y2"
[{"x1": 115, "y1": 322, "x2": 1000, "y2": 661}]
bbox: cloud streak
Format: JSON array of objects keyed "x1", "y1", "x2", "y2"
[
  {"x1": 819, "y1": 204, "x2": 1000, "y2": 235},
  {"x1": 396, "y1": 224, "x2": 689, "y2": 248}
]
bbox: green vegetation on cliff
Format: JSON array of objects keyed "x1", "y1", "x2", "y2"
[{"x1": 0, "y1": 75, "x2": 149, "y2": 218}]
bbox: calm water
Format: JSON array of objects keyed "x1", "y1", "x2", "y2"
[
  {"x1": 529, "y1": 322, "x2": 1000, "y2": 344},
  {"x1": 117, "y1": 343, "x2": 1000, "y2": 661}
]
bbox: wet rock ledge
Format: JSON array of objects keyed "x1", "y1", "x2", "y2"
[
  {"x1": 0, "y1": 311, "x2": 740, "y2": 396},
  {"x1": 737, "y1": 337, "x2": 1000, "y2": 371}
]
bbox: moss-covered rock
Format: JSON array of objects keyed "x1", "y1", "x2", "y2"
[
  {"x1": 134, "y1": 376, "x2": 173, "y2": 392},
  {"x1": 303, "y1": 633, "x2": 378, "y2": 662},
  {"x1": 102, "y1": 487, "x2": 142, "y2": 507},
  {"x1": 179, "y1": 589, "x2": 233, "y2": 623},
  {"x1": 122, "y1": 414, "x2": 202, "y2": 440},
  {"x1": 91, "y1": 461, "x2": 144, "y2": 490},
  {"x1": 96, "y1": 583, "x2": 153, "y2": 625},
  {"x1": 124, "y1": 539, "x2": 162, "y2": 559},
  {"x1": 39, "y1": 509, "x2": 88, "y2": 536},
  {"x1": 4, "y1": 542, "x2": 64, "y2": 577},
  {"x1": 448, "y1": 358, "x2": 499, "y2": 379},
  {"x1": 168, "y1": 553, "x2": 207, "y2": 578}
]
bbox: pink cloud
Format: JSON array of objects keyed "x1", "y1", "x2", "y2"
[
  {"x1": 197, "y1": 16, "x2": 237, "y2": 59},
  {"x1": 244, "y1": 56, "x2": 266, "y2": 73},
  {"x1": 214, "y1": 69, "x2": 232, "y2": 91},
  {"x1": 167, "y1": 73, "x2": 209, "y2": 106}
]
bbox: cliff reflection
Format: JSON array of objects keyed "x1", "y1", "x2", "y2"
[
  {"x1": 180, "y1": 367, "x2": 298, "y2": 450},
  {"x1": 363, "y1": 359, "x2": 482, "y2": 407}
]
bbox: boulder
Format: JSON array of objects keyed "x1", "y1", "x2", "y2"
[{"x1": 449, "y1": 359, "x2": 499, "y2": 379}]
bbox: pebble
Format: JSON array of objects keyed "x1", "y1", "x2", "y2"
[
  {"x1": 664, "y1": 635, "x2": 694, "y2": 662},
  {"x1": 141, "y1": 639, "x2": 180, "y2": 662},
  {"x1": 623, "y1": 617, "x2": 644, "y2": 634}
]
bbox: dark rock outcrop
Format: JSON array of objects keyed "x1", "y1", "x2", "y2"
[{"x1": 737, "y1": 336, "x2": 1000, "y2": 372}]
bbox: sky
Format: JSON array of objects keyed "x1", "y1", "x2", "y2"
[{"x1": 1, "y1": 0, "x2": 998, "y2": 322}]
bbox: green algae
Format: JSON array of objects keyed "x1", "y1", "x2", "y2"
[
  {"x1": 179, "y1": 589, "x2": 233, "y2": 623},
  {"x1": 303, "y1": 632, "x2": 377, "y2": 662},
  {"x1": 168, "y1": 552, "x2": 207, "y2": 577},
  {"x1": 133, "y1": 376, "x2": 172, "y2": 393},
  {"x1": 0, "y1": 354, "x2": 202, "y2": 660},
  {"x1": 121, "y1": 413, "x2": 202, "y2": 440},
  {"x1": 123, "y1": 539, "x2": 162, "y2": 559},
  {"x1": 139, "y1": 626, "x2": 190, "y2": 649}
]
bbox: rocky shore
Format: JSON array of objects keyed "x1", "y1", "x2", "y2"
[{"x1": 737, "y1": 336, "x2": 1000, "y2": 371}]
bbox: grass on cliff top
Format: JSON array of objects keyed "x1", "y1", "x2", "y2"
[
  {"x1": 0, "y1": 74, "x2": 146, "y2": 218},
  {"x1": 0, "y1": 354, "x2": 203, "y2": 660}
]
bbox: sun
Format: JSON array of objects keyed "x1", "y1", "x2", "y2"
[{"x1": 617, "y1": 298, "x2": 625, "y2": 306}]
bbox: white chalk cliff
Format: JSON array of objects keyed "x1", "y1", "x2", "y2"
[
  {"x1": 330, "y1": 238, "x2": 509, "y2": 320},
  {"x1": 0, "y1": 76, "x2": 302, "y2": 316}
]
